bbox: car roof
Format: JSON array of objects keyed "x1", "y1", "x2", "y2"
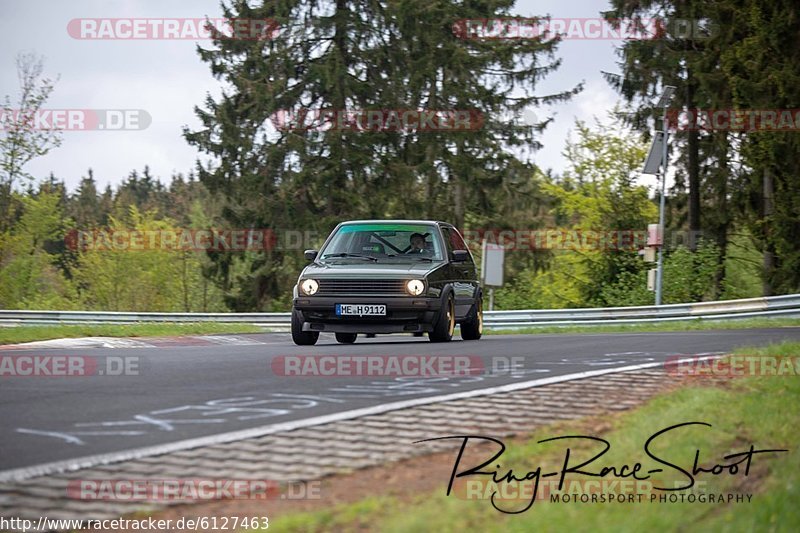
[{"x1": 339, "y1": 220, "x2": 450, "y2": 226}]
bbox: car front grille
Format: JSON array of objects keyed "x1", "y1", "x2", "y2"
[{"x1": 317, "y1": 279, "x2": 407, "y2": 296}]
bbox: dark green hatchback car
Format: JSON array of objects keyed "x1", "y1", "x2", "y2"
[{"x1": 291, "y1": 220, "x2": 483, "y2": 345}]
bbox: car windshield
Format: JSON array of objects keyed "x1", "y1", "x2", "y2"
[{"x1": 319, "y1": 223, "x2": 444, "y2": 262}]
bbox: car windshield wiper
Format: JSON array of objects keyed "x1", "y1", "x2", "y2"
[
  {"x1": 408, "y1": 256, "x2": 434, "y2": 262},
  {"x1": 322, "y1": 253, "x2": 378, "y2": 262}
]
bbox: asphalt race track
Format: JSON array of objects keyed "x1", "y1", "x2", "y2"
[{"x1": 2, "y1": 328, "x2": 799, "y2": 471}]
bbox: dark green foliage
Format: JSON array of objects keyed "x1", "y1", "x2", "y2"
[{"x1": 184, "y1": 0, "x2": 578, "y2": 310}]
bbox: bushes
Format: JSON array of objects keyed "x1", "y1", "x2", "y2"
[
  {"x1": 598, "y1": 241, "x2": 722, "y2": 307},
  {"x1": 0, "y1": 192, "x2": 78, "y2": 309}
]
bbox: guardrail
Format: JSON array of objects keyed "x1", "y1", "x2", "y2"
[
  {"x1": 483, "y1": 293, "x2": 800, "y2": 328},
  {"x1": 1, "y1": 294, "x2": 798, "y2": 330},
  {"x1": 0, "y1": 311, "x2": 291, "y2": 328}
]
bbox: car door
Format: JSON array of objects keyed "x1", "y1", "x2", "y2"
[{"x1": 441, "y1": 225, "x2": 478, "y2": 317}]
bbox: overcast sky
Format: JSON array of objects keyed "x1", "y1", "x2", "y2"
[{"x1": 0, "y1": 0, "x2": 628, "y2": 193}]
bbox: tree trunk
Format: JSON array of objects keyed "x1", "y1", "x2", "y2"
[
  {"x1": 328, "y1": 0, "x2": 349, "y2": 218},
  {"x1": 453, "y1": 141, "x2": 466, "y2": 229},
  {"x1": 686, "y1": 80, "x2": 701, "y2": 251},
  {"x1": 713, "y1": 134, "x2": 729, "y2": 298},
  {"x1": 762, "y1": 167, "x2": 775, "y2": 296},
  {"x1": 453, "y1": 177, "x2": 464, "y2": 229}
]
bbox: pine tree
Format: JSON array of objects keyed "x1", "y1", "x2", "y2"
[
  {"x1": 185, "y1": 0, "x2": 577, "y2": 309},
  {"x1": 720, "y1": 0, "x2": 800, "y2": 294},
  {"x1": 71, "y1": 170, "x2": 100, "y2": 228},
  {"x1": 603, "y1": 0, "x2": 739, "y2": 298}
]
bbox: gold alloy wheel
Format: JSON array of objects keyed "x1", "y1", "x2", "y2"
[
  {"x1": 447, "y1": 299, "x2": 455, "y2": 337},
  {"x1": 477, "y1": 298, "x2": 483, "y2": 334}
]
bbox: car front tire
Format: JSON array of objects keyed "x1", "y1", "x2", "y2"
[
  {"x1": 460, "y1": 295, "x2": 483, "y2": 340},
  {"x1": 291, "y1": 308, "x2": 319, "y2": 346},
  {"x1": 429, "y1": 293, "x2": 455, "y2": 343}
]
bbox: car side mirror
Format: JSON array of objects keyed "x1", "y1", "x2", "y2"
[
  {"x1": 304, "y1": 249, "x2": 318, "y2": 261},
  {"x1": 452, "y1": 249, "x2": 470, "y2": 262}
]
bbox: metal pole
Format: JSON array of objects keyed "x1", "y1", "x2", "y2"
[{"x1": 654, "y1": 106, "x2": 668, "y2": 305}]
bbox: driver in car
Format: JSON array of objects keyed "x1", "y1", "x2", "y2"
[{"x1": 407, "y1": 232, "x2": 429, "y2": 254}]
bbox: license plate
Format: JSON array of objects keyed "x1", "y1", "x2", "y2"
[{"x1": 336, "y1": 304, "x2": 386, "y2": 316}]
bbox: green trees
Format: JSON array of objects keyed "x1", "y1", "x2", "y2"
[
  {"x1": 1, "y1": 53, "x2": 62, "y2": 231},
  {"x1": 604, "y1": 0, "x2": 800, "y2": 297},
  {"x1": 0, "y1": 176, "x2": 229, "y2": 312},
  {"x1": 602, "y1": 0, "x2": 721, "y2": 243},
  {"x1": 73, "y1": 207, "x2": 228, "y2": 312},
  {"x1": 492, "y1": 113, "x2": 731, "y2": 309},
  {"x1": 0, "y1": 191, "x2": 77, "y2": 309},
  {"x1": 185, "y1": 0, "x2": 577, "y2": 310},
  {"x1": 1, "y1": 1, "x2": 797, "y2": 313},
  {"x1": 495, "y1": 115, "x2": 656, "y2": 309},
  {"x1": 547, "y1": 116, "x2": 654, "y2": 306},
  {"x1": 719, "y1": 0, "x2": 800, "y2": 294}
]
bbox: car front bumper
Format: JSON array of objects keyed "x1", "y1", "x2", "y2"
[{"x1": 293, "y1": 295, "x2": 441, "y2": 333}]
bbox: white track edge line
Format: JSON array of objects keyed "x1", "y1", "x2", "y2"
[{"x1": 0, "y1": 355, "x2": 719, "y2": 483}]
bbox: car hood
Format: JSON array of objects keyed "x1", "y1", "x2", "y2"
[{"x1": 301, "y1": 261, "x2": 441, "y2": 278}]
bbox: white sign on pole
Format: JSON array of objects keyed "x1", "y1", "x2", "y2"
[
  {"x1": 647, "y1": 268, "x2": 657, "y2": 291},
  {"x1": 647, "y1": 223, "x2": 663, "y2": 246},
  {"x1": 481, "y1": 240, "x2": 505, "y2": 287}
]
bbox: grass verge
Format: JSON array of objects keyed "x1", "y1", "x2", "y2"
[
  {"x1": 261, "y1": 341, "x2": 800, "y2": 532},
  {"x1": 3, "y1": 316, "x2": 796, "y2": 345},
  {"x1": 485, "y1": 316, "x2": 800, "y2": 335},
  {"x1": 0, "y1": 322, "x2": 263, "y2": 345}
]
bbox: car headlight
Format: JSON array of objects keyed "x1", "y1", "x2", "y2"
[
  {"x1": 299, "y1": 279, "x2": 319, "y2": 295},
  {"x1": 405, "y1": 279, "x2": 425, "y2": 296}
]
